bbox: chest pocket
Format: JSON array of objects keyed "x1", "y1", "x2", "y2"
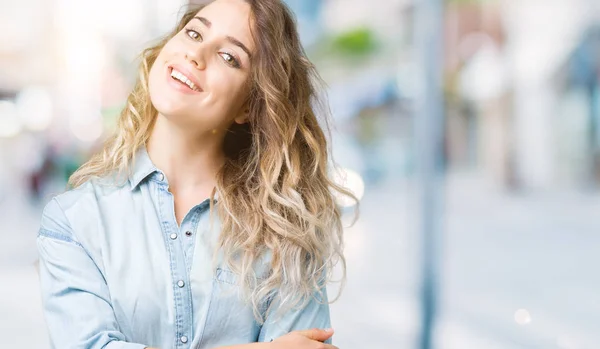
[
  {"x1": 215, "y1": 268, "x2": 238, "y2": 285},
  {"x1": 196, "y1": 268, "x2": 267, "y2": 348}
]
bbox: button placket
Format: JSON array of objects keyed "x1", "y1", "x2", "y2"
[
  {"x1": 180, "y1": 207, "x2": 201, "y2": 270},
  {"x1": 157, "y1": 185, "x2": 192, "y2": 349}
]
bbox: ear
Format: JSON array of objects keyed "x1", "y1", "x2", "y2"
[{"x1": 233, "y1": 107, "x2": 250, "y2": 125}]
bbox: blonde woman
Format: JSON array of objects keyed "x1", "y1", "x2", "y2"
[{"x1": 37, "y1": 0, "x2": 356, "y2": 348}]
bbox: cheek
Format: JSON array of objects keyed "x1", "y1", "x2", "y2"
[
  {"x1": 205, "y1": 69, "x2": 249, "y2": 109},
  {"x1": 148, "y1": 59, "x2": 160, "y2": 86},
  {"x1": 148, "y1": 61, "x2": 166, "y2": 106},
  {"x1": 148, "y1": 44, "x2": 176, "y2": 96},
  {"x1": 148, "y1": 50, "x2": 167, "y2": 92},
  {"x1": 148, "y1": 53, "x2": 187, "y2": 116},
  {"x1": 148, "y1": 63, "x2": 160, "y2": 99}
]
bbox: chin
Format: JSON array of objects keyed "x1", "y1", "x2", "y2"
[
  {"x1": 150, "y1": 97, "x2": 207, "y2": 131},
  {"x1": 149, "y1": 70, "x2": 205, "y2": 123},
  {"x1": 153, "y1": 104, "x2": 194, "y2": 125},
  {"x1": 150, "y1": 94, "x2": 180, "y2": 117},
  {"x1": 149, "y1": 87, "x2": 184, "y2": 122}
]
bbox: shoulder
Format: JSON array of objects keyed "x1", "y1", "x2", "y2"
[{"x1": 39, "y1": 177, "x2": 127, "y2": 241}]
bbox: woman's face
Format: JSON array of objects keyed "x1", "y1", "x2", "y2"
[{"x1": 148, "y1": 0, "x2": 255, "y2": 133}]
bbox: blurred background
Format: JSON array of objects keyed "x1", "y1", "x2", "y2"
[{"x1": 1, "y1": 0, "x2": 600, "y2": 348}]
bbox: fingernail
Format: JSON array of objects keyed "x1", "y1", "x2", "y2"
[{"x1": 324, "y1": 328, "x2": 333, "y2": 332}]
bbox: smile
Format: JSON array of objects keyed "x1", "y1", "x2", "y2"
[{"x1": 169, "y1": 67, "x2": 201, "y2": 92}]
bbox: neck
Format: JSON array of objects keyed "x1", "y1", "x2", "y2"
[{"x1": 146, "y1": 114, "x2": 226, "y2": 192}]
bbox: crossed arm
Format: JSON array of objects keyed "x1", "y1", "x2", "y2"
[
  {"x1": 144, "y1": 328, "x2": 337, "y2": 349},
  {"x1": 37, "y1": 200, "x2": 338, "y2": 349}
]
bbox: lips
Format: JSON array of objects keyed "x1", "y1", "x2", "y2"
[
  {"x1": 166, "y1": 64, "x2": 203, "y2": 93},
  {"x1": 170, "y1": 68, "x2": 201, "y2": 91}
]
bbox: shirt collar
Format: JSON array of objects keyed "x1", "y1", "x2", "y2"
[
  {"x1": 127, "y1": 146, "x2": 221, "y2": 203},
  {"x1": 129, "y1": 146, "x2": 159, "y2": 191}
]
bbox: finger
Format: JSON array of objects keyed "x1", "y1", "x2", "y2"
[
  {"x1": 323, "y1": 345, "x2": 339, "y2": 349},
  {"x1": 295, "y1": 328, "x2": 330, "y2": 341},
  {"x1": 295, "y1": 328, "x2": 334, "y2": 341}
]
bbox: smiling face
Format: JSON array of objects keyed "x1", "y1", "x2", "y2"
[{"x1": 148, "y1": 0, "x2": 255, "y2": 133}]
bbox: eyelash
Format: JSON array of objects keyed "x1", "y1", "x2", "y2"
[{"x1": 184, "y1": 28, "x2": 241, "y2": 69}]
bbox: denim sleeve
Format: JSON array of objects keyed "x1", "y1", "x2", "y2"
[
  {"x1": 257, "y1": 283, "x2": 333, "y2": 344},
  {"x1": 37, "y1": 198, "x2": 147, "y2": 349}
]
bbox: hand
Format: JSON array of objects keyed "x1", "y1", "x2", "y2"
[{"x1": 270, "y1": 328, "x2": 338, "y2": 349}]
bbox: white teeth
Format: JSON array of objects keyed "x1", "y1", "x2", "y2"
[{"x1": 170, "y1": 68, "x2": 198, "y2": 91}]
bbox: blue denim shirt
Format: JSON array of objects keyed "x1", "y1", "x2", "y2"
[{"x1": 37, "y1": 148, "x2": 331, "y2": 349}]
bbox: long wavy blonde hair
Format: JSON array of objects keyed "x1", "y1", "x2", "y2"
[{"x1": 69, "y1": 0, "x2": 358, "y2": 322}]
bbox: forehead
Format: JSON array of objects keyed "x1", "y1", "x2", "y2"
[{"x1": 195, "y1": 0, "x2": 255, "y2": 51}]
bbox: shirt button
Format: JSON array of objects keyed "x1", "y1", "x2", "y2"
[
  {"x1": 158, "y1": 172, "x2": 165, "y2": 181},
  {"x1": 177, "y1": 280, "x2": 185, "y2": 288},
  {"x1": 170, "y1": 233, "x2": 177, "y2": 240},
  {"x1": 185, "y1": 231, "x2": 192, "y2": 237},
  {"x1": 180, "y1": 336, "x2": 188, "y2": 343}
]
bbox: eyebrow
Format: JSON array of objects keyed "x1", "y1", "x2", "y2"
[{"x1": 193, "y1": 16, "x2": 252, "y2": 59}]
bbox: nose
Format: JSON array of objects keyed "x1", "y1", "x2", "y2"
[{"x1": 185, "y1": 51, "x2": 206, "y2": 70}]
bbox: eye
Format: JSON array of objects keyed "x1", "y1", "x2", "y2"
[
  {"x1": 219, "y1": 52, "x2": 240, "y2": 68},
  {"x1": 185, "y1": 29, "x2": 202, "y2": 41}
]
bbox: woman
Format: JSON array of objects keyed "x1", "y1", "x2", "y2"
[{"x1": 37, "y1": 0, "x2": 356, "y2": 348}]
